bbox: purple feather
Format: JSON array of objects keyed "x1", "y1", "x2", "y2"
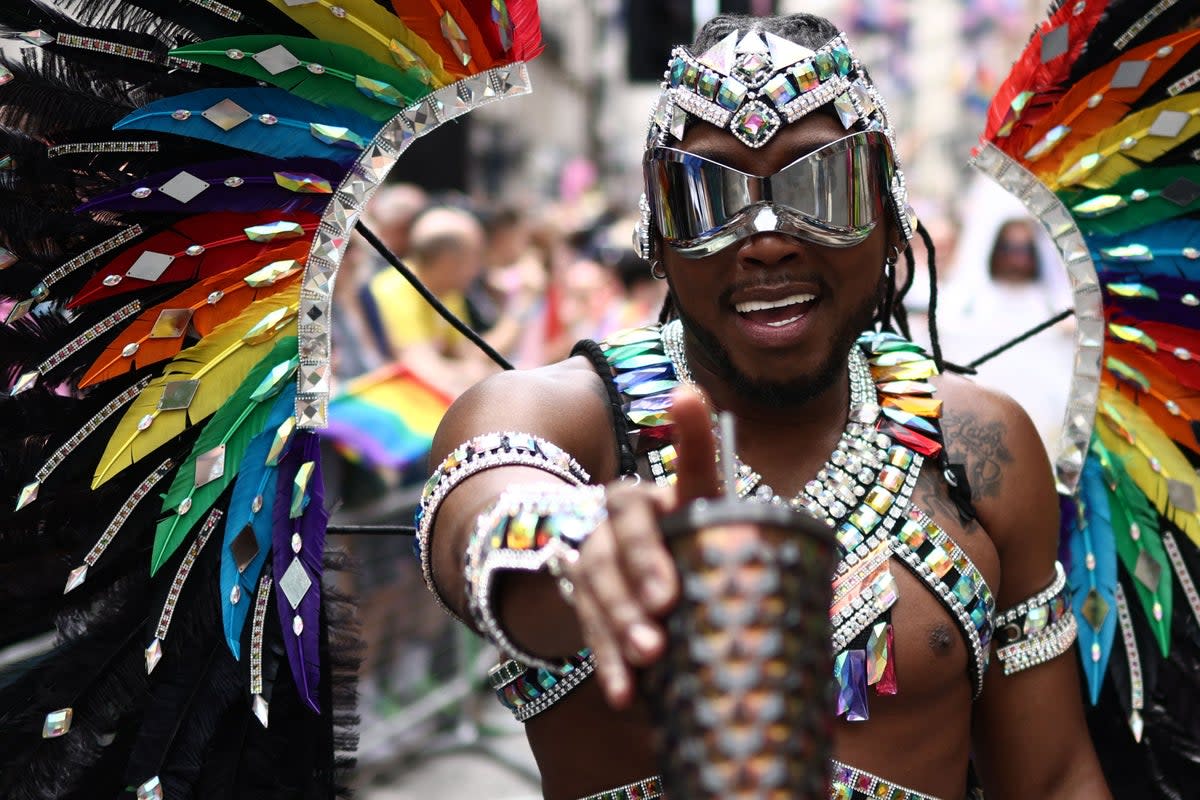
[
  {"x1": 1100, "y1": 273, "x2": 1200, "y2": 329},
  {"x1": 75, "y1": 157, "x2": 342, "y2": 215},
  {"x1": 270, "y1": 430, "x2": 328, "y2": 714}
]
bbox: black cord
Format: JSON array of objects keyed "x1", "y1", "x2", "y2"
[
  {"x1": 355, "y1": 219, "x2": 514, "y2": 372},
  {"x1": 327, "y1": 524, "x2": 416, "y2": 536},
  {"x1": 917, "y1": 220, "x2": 946, "y2": 371},
  {"x1": 967, "y1": 308, "x2": 1075, "y2": 369}
]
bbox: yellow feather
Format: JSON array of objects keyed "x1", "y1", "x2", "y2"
[
  {"x1": 266, "y1": 0, "x2": 455, "y2": 87},
  {"x1": 1051, "y1": 93, "x2": 1200, "y2": 190},
  {"x1": 91, "y1": 290, "x2": 300, "y2": 489},
  {"x1": 1095, "y1": 386, "x2": 1200, "y2": 549}
]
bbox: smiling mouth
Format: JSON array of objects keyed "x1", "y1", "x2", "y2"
[{"x1": 733, "y1": 293, "x2": 817, "y2": 327}]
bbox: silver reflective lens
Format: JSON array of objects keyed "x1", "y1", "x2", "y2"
[{"x1": 644, "y1": 131, "x2": 893, "y2": 257}]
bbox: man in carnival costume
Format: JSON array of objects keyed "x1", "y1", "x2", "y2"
[{"x1": 419, "y1": 13, "x2": 1111, "y2": 799}]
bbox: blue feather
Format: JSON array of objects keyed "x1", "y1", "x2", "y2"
[
  {"x1": 1070, "y1": 452, "x2": 1119, "y2": 703},
  {"x1": 220, "y1": 384, "x2": 296, "y2": 659},
  {"x1": 115, "y1": 88, "x2": 375, "y2": 164},
  {"x1": 1088, "y1": 219, "x2": 1200, "y2": 279}
]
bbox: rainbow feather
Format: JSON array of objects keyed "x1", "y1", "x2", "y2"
[
  {"x1": 152, "y1": 339, "x2": 299, "y2": 574},
  {"x1": 115, "y1": 88, "x2": 376, "y2": 162},
  {"x1": 220, "y1": 384, "x2": 296, "y2": 659},
  {"x1": 1072, "y1": 453, "x2": 1119, "y2": 703}
]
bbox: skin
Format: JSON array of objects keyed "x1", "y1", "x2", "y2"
[{"x1": 426, "y1": 113, "x2": 1110, "y2": 799}]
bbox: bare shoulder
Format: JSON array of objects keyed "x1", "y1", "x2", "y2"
[
  {"x1": 933, "y1": 373, "x2": 1061, "y2": 601},
  {"x1": 430, "y1": 354, "x2": 620, "y2": 483}
]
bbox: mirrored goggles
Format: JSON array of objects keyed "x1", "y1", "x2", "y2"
[{"x1": 644, "y1": 130, "x2": 894, "y2": 258}]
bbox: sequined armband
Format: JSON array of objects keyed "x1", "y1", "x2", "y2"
[
  {"x1": 464, "y1": 483, "x2": 607, "y2": 671},
  {"x1": 993, "y1": 561, "x2": 1076, "y2": 675},
  {"x1": 415, "y1": 432, "x2": 590, "y2": 621},
  {"x1": 489, "y1": 648, "x2": 596, "y2": 722}
]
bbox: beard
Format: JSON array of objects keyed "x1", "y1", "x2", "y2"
[{"x1": 669, "y1": 276, "x2": 884, "y2": 409}]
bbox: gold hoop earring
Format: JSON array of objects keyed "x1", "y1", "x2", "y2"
[{"x1": 650, "y1": 261, "x2": 667, "y2": 280}]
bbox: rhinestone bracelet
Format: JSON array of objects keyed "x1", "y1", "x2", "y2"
[
  {"x1": 416, "y1": 432, "x2": 590, "y2": 620},
  {"x1": 994, "y1": 561, "x2": 1076, "y2": 675},
  {"x1": 464, "y1": 483, "x2": 607, "y2": 671}
]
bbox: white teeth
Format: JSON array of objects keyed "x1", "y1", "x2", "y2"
[
  {"x1": 766, "y1": 314, "x2": 804, "y2": 328},
  {"x1": 734, "y1": 293, "x2": 815, "y2": 314}
]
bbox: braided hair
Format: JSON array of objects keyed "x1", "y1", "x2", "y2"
[{"x1": 655, "y1": 13, "x2": 950, "y2": 370}]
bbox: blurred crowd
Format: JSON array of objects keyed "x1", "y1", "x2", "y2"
[{"x1": 329, "y1": 184, "x2": 668, "y2": 400}]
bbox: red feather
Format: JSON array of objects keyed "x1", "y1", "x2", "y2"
[
  {"x1": 461, "y1": 0, "x2": 507, "y2": 61},
  {"x1": 1013, "y1": 30, "x2": 1200, "y2": 174},
  {"x1": 985, "y1": 0, "x2": 1107, "y2": 143},
  {"x1": 392, "y1": 0, "x2": 498, "y2": 75},
  {"x1": 506, "y1": 0, "x2": 544, "y2": 61},
  {"x1": 67, "y1": 211, "x2": 319, "y2": 308}
]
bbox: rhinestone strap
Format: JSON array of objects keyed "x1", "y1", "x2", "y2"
[
  {"x1": 37, "y1": 300, "x2": 141, "y2": 375},
  {"x1": 1163, "y1": 531, "x2": 1200, "y2": 623},
  {"x1": 416, "y1": 432, "x2": 590, "y2": 621},
  {"x1": 577, "y1": 776, "x2": 664, "y2": 800},
  {"x1": 185, "y1": 0, "x2": 243, "y2": 21},
  {"x1": 1113, "y1": 584, "x2": 1145, "y2": 741},
  {"x1": 53, "y1": 33, "x2": 201, "y2": 71},
  {"x1": 144, "y1": 508, "x2": 222, "y2": 674},
  {"x1": 47, "y1": 141, "x2": 159, "y2": 159},
  {"x1": 994, "y1": 561, "x2": 1068, "y2": 627},
  {"x1": 893, "y1": 508, "x2": 996, "y2": 697},
  {"x1": 994, "y1": 564, "x2": 1076, "y2": 677},
  {"x1": 465, "y1": 484, "x2": 607, "y2": 671},
  {"x1": 37, "y1": 225, "x2": 144, "y2": 293},
  {"x1": 831, "y1": 759, "x2": 938, "y2": 800}
]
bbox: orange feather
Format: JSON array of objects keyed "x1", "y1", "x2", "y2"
[{"x1": 78, "y1": 260, "x2": 305, "y2": 388}]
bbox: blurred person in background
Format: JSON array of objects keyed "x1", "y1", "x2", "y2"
[
  {"x1": 937, "y1": 176, "x2": 1073, "y2": 451},
  {"x1": 363, "y1": 205, "x2": 528, "y2": 397},
  {"x1": 556, "y1": 254, "x2": 622, "y2": 342},
  {"x1": 366, "y1": 182, "x2": 429, "y2": 264},
  {"x1": 612, "y1": 249, "x2": 669, "y2": 330}
]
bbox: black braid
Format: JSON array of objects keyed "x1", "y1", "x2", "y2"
[
  {"x1": 893, "y1": 244, "x2": 917, "y2": 340},
  {"x1": 916, "y1": 220, "x2": 947, "y2": 371}
]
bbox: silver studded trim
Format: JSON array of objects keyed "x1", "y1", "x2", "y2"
[
  {"x1": 35, "y1": 377, "x2": 152, "y2": 485},
  {"x1": 995, "y1": 612, "x2": 1077, "y2": 676},
  {"x1": 1113, "y1": 583, "x2": 1145, "y2": 739},
  {"x1": 53, "y1": 33, "x2": 201, "y2": 72},
  {"x1": 416, "y1": 445, "x2": 587, "y2": 622},
  {"x1": 154, "y1": 508, "x2": 222, "y2": 641},
  {"x1": 994, "y1": 561, "x2": 1068, "y2": 627},
  {"x1": 513, "y1": 654, "x2": 597, "y2": 723},
  {"x1": 295, "y1": 63, "x2": 533, "y2": 429},
  {"x1": 1163, "y1": 531, "x2": 1200, "y2": 622},
  {"x1": 250, "y1": 574, "x2": 272, "y2": 694},
  {"x1": 1114, "y1": 0, "x2": 1181, "y2": 50},
  {"x1": 47, "y1": 141, "x2": 159, "y2": 159},
  {"x1": 184, "y1": 0, "x2": 242, "y2": 21},
  {"x1": 38, "y1": 300, "x2": 142, "y2": 376},
  {"x1": 971, "y1": 142, "x2": 1101, "y2": 494},
  {"x1": 38, "y1": 225, "x2": 144, "y2": 294},
  {"x1": 64, "y1": 459, "x2": 174, "y2": 592},
  {"x1": 893, "y1": 509, "x2": 992, "y2": 697}
]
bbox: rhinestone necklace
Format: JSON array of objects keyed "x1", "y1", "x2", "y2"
[{"x1": 660, "y1": 319, "x2": 890, "y2": 527}]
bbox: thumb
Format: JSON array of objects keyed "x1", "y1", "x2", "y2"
[{"x1": 669, "y1": 386, "x2": 722, "y2": 504}]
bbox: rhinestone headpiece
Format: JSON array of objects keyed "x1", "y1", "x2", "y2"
[{"x1": 636, "y1": 29, "x2": 916, "y2": 258}]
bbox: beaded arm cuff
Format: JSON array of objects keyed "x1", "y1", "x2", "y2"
[
  {"x1": 416, "y1": 432, "x2": 590, "y2": 621},
  {"x1": 490, "y1": 649, "x2": 596, "y2": 722},
  {"x1": 464, "y1": 483, "x2": 607, "y2": 671},
  {"x1": 993, "y1": 561, "x2": 1077, "y2": 675}
]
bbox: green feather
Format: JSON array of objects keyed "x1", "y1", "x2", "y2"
[
  {"x1": 151, "y1": 337, "x2": 299, "y2": 575},
  {"x1": 171, "y1": 36, "x2": 429, "y2": 122},
  {"x1": 1096, "y1": 441, "x2": 1173, "y2": 656},
  {"x1": 1059, "y1": 165, "x2": 1200, "y2": 237}
]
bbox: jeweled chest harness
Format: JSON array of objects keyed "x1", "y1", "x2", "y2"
[{"x1": 612, "y1": 322, "x2": 994, "y2": 718}]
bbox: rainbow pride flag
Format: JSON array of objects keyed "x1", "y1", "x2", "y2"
[{"x1": 325, "y1": 364, "x2": 452, "y2": 470}]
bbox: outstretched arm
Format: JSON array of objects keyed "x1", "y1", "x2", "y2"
[{"x1": 939, "y1": 378, "x2": 1111, "y2": 799}]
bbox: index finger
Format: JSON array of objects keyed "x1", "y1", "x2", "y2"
[{"x1": 670, "y1": 386, "x2": 721, "y2": 504}]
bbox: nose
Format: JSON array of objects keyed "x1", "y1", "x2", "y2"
[{"x1": 736, "y1": 230, "x2": 806, "y2": 270}]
